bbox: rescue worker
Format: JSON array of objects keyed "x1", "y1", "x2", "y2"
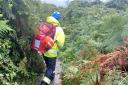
[{"x1": 40, "y1": 11, "x2": 65, "y2": 85}]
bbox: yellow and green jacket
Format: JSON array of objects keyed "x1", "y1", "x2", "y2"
[{"x1": 44, "y1": 16, "x2": 65, "y2": 57}]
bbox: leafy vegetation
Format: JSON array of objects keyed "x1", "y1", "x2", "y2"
[
  {"x1": 61, "y1": 0, "x2": 128, "y2": 85},
  {"x1": 0, "y1": 0, "x2": 128, "y2": 85},
  {"x1": 0, "y1": 0, "x2": 54, "y2": 84}
]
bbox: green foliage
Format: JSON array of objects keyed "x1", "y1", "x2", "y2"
[
  {"x1": 118, "y1": 74, "x2": 128, "y2": 85},
  {"x1": 62, "y1": 1, "x2": 128, "y2": 63},
  {"x1": 62, "y1": 0, "x2": 128, "y2": 85},
  {"x1": 0, "y1": 0, "x2": 62, "y2": 84},
  {"x1": 101, "y1": 69, "x2": 128, "y2": 85},
  {"x1": 0, "y1": 20, "x2": 14, "y2": 38},
  {"x1": 0, "y1": 0, "x2": 14, "y2": 19},
  {"x1": 0, "y1": 19, "x2": 25, "y2": 85},
  {"x1": 106, "y1": 0, "x2": 128, "y2": 10},
  {"x1": 1, "y1": 0, "x2": 128, "y2": 85},
  {"x1": 0, "y1": 0, "x2": 47, "y2": 84}
]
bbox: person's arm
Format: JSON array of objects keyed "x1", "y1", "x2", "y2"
[{"x1": 54, "y1": 27, "x2": 65, "y2": 49}]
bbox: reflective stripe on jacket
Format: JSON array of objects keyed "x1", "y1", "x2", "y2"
[{"x1": 44, "y1": 16, "x2": 65, "y2": 57}]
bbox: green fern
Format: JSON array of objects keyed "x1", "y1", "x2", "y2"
[
  {"x1": 0, "y1": 20, "x2": 14, "y2": 38},
  {"x1": 118, "y1": 74, "x2": 128, "y2": 85}
]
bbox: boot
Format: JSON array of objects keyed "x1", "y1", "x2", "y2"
[{"x1": 40, "y1": 81, "x2": 48, "y2": 85}]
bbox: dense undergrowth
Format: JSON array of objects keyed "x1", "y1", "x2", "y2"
[
  {"x1": 0, "y1": 0, "x2": 58, "y2": 84},
  {"x1": 0, "y1": 0, "x2": 128, "y2": 85},
  {"x1": 61, "y1": 0, "x2": 128, "y2": 85}
]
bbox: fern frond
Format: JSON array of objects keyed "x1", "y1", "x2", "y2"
[{"x1": 0, "y1": 20, "x2": 14, "y2": 38}]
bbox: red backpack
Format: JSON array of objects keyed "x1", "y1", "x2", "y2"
[{"x1": 31, "y1": 22, "x2": 56, "y2": 54}]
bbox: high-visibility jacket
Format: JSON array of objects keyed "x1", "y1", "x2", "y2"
[{"x1": 44, "y1": 16, "x2": 65, "y2": 57}]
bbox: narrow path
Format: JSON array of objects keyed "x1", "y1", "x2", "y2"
[
  {"x1": 51, "y1": 61, "x2": 62, "y2": 85},
  {"x1": 34, "y1": 61, "x2": 63, "y2": 85}
]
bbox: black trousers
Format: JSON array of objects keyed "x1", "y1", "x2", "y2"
[{"x1": 43, "y1": 56, "x2": 56, "y2": 81}]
